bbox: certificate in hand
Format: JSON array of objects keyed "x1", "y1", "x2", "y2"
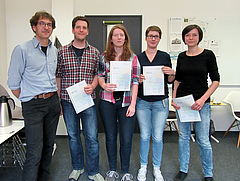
[
  {"x1": 173, "y1": 94, "x2": 201, "y2": 122},
  {"x1": 143, "y1": 66, "x2": 164, "y2": 96},
  {"x1": 110, "y1": 61, "x2": 131, "y2": 91},
  {"x1": 66, "y1": 80, "x2": 94, "y2": 114}
]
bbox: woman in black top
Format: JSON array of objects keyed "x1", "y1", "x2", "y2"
[
  {"x1": 172, "y1": 24, "x2": 220, "y2": 181},
  {"x1": 136, "y1": 25, "x2": 175, "y2": 181}
]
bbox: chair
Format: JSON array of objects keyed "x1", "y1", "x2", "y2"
[
  {"x1": 166, "y1": 110, "x2": 180, "y2": 134},
  {"x1": 165, "y1": 97, "x2": 180, "y2": 135},
  {"x1": 0, "y1": 84, "x2": 24, "y2": 120},
  {"x1": 222, "y1": 91, "x2": 240, "y2": 148}
]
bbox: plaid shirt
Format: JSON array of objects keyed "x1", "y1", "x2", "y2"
[
  {"x1": 56, "y1": 41, "x2": 100, "y2": 102},
  {"x1": 98, "y1": 53, "x2": 140, "y2": 107}
]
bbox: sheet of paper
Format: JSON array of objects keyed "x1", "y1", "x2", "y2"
[
  {"x1": 183, "y1": 17, "x2": 196, "y2": 28},
  {"x1": 209, "y1": 40, "x2": 221, "y2": 57},
  {"x1": 110, "y1": 61, "x2": 131, "y2": 91},
  {"x1": 169, "y1": 34, "x2": 183, "y2": 52},
  {"x1": 66, "y1": 80, "x2": 94, "y2": 114},
  {"x1": 197, "y1": 19, "x2": 209, "y2": 39},
  {"x1": 170, "y1": 17, "x2": 183, "y2": 34},
  {"x1": 173, "y1": 95, "x2": 201, "y2": 122},
  {"x1": 143, "y1": 66, "x2": 164, "y2": 96}
]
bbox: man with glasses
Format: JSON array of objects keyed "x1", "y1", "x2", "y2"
[
  {"x1": 7, "y1": 11, "x2": 60, "y2": 181},
  {"x1": 56, "y1": 16, "x2": 104, "y2": 181}
]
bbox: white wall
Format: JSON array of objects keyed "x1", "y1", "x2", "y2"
[
  {"x1": 5, "y1": 0, "x2": 52, "y2": 65},
  {"x1": 73, "y1": 0, "x2": 240, "y2": 52},
  {"x1": 52, "y1": 0, "x2": 74, "y2": 46},
  {"x1": 0, "y1": 0, "x2": 7, "y2": 88},
  {"x1": 1, "y1": 0, "x2": 240, "y2": 133},
  {"x1": 51, "y1": 0, "x2": 73, "y2": 135},
  {"x1": 73, "y1": 0, "x2": 240, "y2": 131},
  {"x1": 74, "y1": 0, "x2": 240, "y2": 85}
]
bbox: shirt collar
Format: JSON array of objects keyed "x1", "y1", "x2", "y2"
[
  {"x1": 68, "y1": 40, "x2": 90, "y2": 50},
  {"x1": 32, "y1": 36, "x2": 52, "y2": 48}
]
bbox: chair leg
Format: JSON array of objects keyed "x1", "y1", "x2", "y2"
[
  {"x1": 172, "y1": 121, "x2": 180, "y2": 135},
  {"x1": 237, "y1": 131, "x2": 240, "y2": 148},
  {"x1": 169, "y1": 122, "x2": 173, "y2": 135},
  {"x1": 223, "y1": 119, "x2": 237, "y2": 137}
]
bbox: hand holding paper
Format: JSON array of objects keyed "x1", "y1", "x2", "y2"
[
  {"x1": 103, "y1": 83, "x2": 117, "y2": 92},
  {"x1": 143, "y1": 66, "x2": 164, "y2": 96},
  {"x1": 191, "y1": 98, "x2": 205, "y2": 111},
  {"x1": 84, "y1": 84, "x2": 94, "y2": 95},
  {"x1": 171, "y1": 100, "x2": 181, "y2": 110},
  {"x1": 173, "y1": 95, "x2": 201, "y2": 122},
  {"x1": 110, "y1": 61, "x2": 131, "y2": 91},
  {"x1": 66, "y1": 80, "x2": 94, "y2": 114},
  {"x1": 138, "y1": 74, "x2": 145, "y2": 84}
]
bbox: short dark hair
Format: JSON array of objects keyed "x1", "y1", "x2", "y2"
[
  {"x1": 145, "y1": 25, "x2": 162, "y2": 39},
  {"x1": 29, "y1": 11, "x2": 56, "y2": 32},
  {"x1": 72, "y1": 16, "x2": 89, "y2": 29},
  {"x1": 182, "y1": 24, "x2": 203, "y2": 45}
]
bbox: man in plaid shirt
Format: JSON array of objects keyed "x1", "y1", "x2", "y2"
[{"x1": 56, "y1": 16, "x2": 104, "y2": 181}]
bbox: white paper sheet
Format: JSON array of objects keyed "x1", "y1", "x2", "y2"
[
  {"x1": 66, "y1": 80, "x2": 94, "y2": 114},
  {"x1": 143, "y1": 66, "x2": 164, "y2": 96},
  {"x1": 209, "y1": 40, "x2": 221, "y2": 57},
  {"x1": 173, "y1": 95, "x2": 201, "y2": 122},
  {"x1": 110, "y1": 61, "x2": 131, "y2": 91},
  {"x1": 169, "y1": 34, "x2": 183, "y2": 52},
  {"x1": 170, "y1": 17, "x2": 183, "y2": 34}
]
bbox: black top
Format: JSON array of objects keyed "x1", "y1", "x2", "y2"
[
  {"x1": 175, "y1": 49, "x2": 220, "y2": 102},
  {"x1": 137, "y1": 50, "x2": 172, "y2": 102},
  {"x1": 41, "y1": 46, "x2": 47, "y2": 55},
  {"x1": 72, "y1": 45, "x2": 84, "y2": 66},
  {"x1": 113, "y1": 91, "x2": 124, "y2": 99}
]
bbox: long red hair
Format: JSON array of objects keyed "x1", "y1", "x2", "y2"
[{"x1": 105, "y1": 24, "x2": 132, "y2": 62}]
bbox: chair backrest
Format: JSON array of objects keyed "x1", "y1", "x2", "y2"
[
  {"x1": 167, "y1": 96, "x2": 177, "y2": 121},
  {"x1": 168, "y1": 96, "x2": 175, "y2": 111},
  {"x1": 222, "y1": 91, "x2": 240, "y2": 112},
  {"x1": 0, "y1": 84, "x2": 10, "y2": 97}
]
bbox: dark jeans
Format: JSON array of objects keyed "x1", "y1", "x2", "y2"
[
  {"x1": 99, "y1": 99, "x2": 135, "y2": 174},
  {"x1": 61, "y1": 99, "x2": 99, "y2": 176},
  {"x1": 21, "y1": 93, "x2": 61, "y2": 181}
]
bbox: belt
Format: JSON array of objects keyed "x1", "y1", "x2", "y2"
[
  {"x1": 114, "y1": 97, "x2": 122, "y2": 101},
  {"x1": 34, "y1": 92, "x2": 56, "y2": 99}
]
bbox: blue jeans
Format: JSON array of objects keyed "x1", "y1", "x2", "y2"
[
  {"x1": 21, "y1": 93, "x2": 60, "y2": 181},
  {"x1": 136, "y1": 98, "x2": 169, "y2": 167},
  {"x1": 177, "y1": 103, "x2": 213, "y2": 177},
  {"x1": 61, "y1": 99, "x2": 99, "y2": 176},
  {"x1": 99, "y1": 99, "x2": 135, "y2": 174}
]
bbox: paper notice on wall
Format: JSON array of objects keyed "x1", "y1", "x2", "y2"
[{"x1": 209, "y1": 40, "x2": 221, "y2": 57}]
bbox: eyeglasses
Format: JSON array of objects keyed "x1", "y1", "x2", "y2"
[
  {"x1": 147, "y1": 35, "x2": 160, "y2": 39},
  {"x1": 38, "y1": 21, "x2": 52, "y2": 28}
]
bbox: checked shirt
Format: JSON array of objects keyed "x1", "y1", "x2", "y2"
[
  {"x1": 57, "y1": 41, "x2": 100, "y2": 102},
  {"x1": 98, "y1": 53, "x2": 140, "y2": 107}
]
